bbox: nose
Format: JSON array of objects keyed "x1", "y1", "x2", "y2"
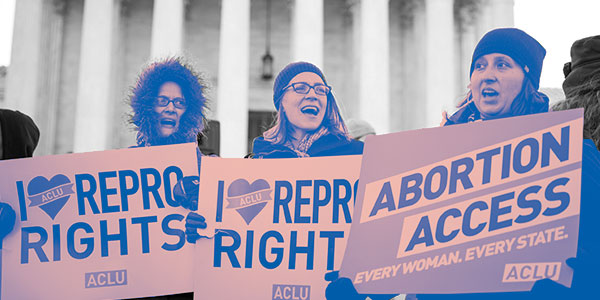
[
  {"x1": 305, "y1": 86, "x2": 319, "y2": 99},
  {"x1": 163, "y1": 102, "x2": 176, "y2": 113},
  {"x1": 481, "y1": 66, "x2": 498, "y2": 83}
]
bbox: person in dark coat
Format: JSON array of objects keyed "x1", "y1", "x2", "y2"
[
  {"x1": 0, "y1": 109, "x2": 40, "y2": 289},
  {"x1": 0, "y1": 109, "x2": 40, "y2": 245},
  {"x1": 556, "y1": 35, "x2": 600, "y2": 150},
  {"x1": 537, "y1": 34, "x2": 600, "y2": 298}
]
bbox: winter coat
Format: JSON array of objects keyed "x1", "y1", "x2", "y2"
[{"x1": 249, "y1": 133, "x2": 364, "y2": 158}]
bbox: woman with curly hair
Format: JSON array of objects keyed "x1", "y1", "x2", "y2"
[
  {"x1": 129, "y1": 58, "x2": 209, "y2": 299},
  {"x1": 129, "y1": 57, "x2": 208, "y2": 148}
]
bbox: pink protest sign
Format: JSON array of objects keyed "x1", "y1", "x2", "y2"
[
  {"x1": 193, "y1": 155, "x2": 361, "y2": 300},
  {"x1": 340, "y1": 109, "x2": 583, "y2": 294},
  {"x1": 0, "y1": 144, "x2": 198, "y2": 299}
]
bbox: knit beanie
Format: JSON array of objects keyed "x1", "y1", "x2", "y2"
[
  {"x1": 470, "y1": 28, "x2": 546, "y2": 90},
  {"x1": 563, "y1": 35, "x2": 600, "y2": 95},
  {"x1": 273, "y1": 62, "x2": 327, "y2": 108}
]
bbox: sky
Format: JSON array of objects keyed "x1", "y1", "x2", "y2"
[{"x1": 0, "y1": 0, "x2": 599, "y2": 88}]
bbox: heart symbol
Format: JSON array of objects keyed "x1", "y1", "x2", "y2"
[
  {"x1": 27, "y1": 174, "x2": 74, "y2": 220},
  {"x1": 226, "y1": 179, "x2": 272, "y2": 225}
]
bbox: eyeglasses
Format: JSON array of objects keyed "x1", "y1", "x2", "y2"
[
  {"x1": 155, "y1": 96, "x2": 187, "y2": 109},
  {"x1": 283, "y1": 82, "x2": 331, "y2": 96}
]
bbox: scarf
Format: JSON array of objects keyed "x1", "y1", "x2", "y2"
[{"x1": 286, "y1": 127, "x2": 328, "y2": 158}]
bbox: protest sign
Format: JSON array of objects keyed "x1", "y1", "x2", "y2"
[
  {"x1": 340, "y1": 109, "x2": 583, "y2": 294},
  {"x1": 0, "y1": 144, "x2": 198, "y2": 299},
  {"x1": 194, "y1": 155, "x2": 361, "y2": 300}
]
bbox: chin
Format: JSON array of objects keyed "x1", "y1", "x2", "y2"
[{"x1": 158, "y1": 131, "x2": 173, "y2": 138}]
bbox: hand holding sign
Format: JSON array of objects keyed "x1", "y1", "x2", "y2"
[
  {"x1": 0, "y1": 202, "x2": 16, "y2": 249},
  {"x1": 185, "y1": 212, "x2": 207, "y2": 243},
  {"x1": 173, "y1": 176, "x2": 200, "y2": 210}
]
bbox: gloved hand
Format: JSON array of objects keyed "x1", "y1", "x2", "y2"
[
  {"x1": 325, "y1": 271, "x2": 399, "y2": 300},
  {"x1": 325, "y1": 271, "x2": 365, "y2": 300},
  {"x1": 565, "y1": 253, "x2": 599, "y2": 296},
  {"x1": 531, "y1": 251, "x2": 599, "y2": 298},
  {"x1": 0, "y1": 202, "x2": 16, "y2": 249},
  {"x1": 185, "y1": 212, "x2": 207, "y2": 244},
  {"x1": 173, "y1": 176, "x2": 199, "y2": 210}
]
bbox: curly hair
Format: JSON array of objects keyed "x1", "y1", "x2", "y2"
[
  {"x1": 128, "y1": 57, "x2": 208, "y2": 146},
  {"x1": 552, "y1": 74, "x2": 600, "y2": 150}
]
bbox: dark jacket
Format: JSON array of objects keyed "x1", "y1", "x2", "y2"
[{"x1": 249, "y1": 133, "x2": 364, "y2": 158}]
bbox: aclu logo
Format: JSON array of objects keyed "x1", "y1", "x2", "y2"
[
  {"x1": 272, "y1": 284, "x2": 310, "y2": 300},
  {"x1": 225, "y1": 179, "x2": 272, "y2": 225},
  {"x1": 25, "y1": 174, "x2": 75, "y2": 220},
  {"x1": 502, "y1": 262, "x2": 561, "y2": 282},
  {"x1": 85, "y1": 269, "x2": 128, "y2": 288}
]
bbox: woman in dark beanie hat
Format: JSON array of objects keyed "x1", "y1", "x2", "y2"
[
  {"x1": 183, "y1": 62, "x2": 362, "y2": 246},
  {"x1": 327, "y1": 28, "x2": 555, "y2": 300},
  {"x1": 443, "y1": 27, "x2": 549, "y2": 125},
  {"x1": 249, "y1": 61, "x2": 363, "y2": 158}
]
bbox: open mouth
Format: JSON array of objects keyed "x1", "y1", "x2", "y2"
[
  {"x1": 481, "y1": 88, "x2": 499, "y2": 97},
  {"x1": 160, "y1": 118, "x2": 177, "y2": 127},
  {"x1": 301, "y1": 106, "x2": 320, "y2": 116}
]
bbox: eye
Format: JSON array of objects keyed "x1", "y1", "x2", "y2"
[
  {"x1": 474, "y1": 62, "x2": 486, "y2": 71},
  {"x1": 497, "y1": 61, "x2": 510, "y2": 69},
  {"x1": 156, "y1": 96, "x2": 169, "y2": 105},
  {"x1": 292, "y1": 83, "x2": 310, "y2": 93},
  {"x1": 314, "y1": 84, "x2": 329, "y2": 95}
]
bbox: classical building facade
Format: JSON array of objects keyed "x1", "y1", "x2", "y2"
[{"x1": 5, "y1": 0, "x2": 513, "y2": 157}]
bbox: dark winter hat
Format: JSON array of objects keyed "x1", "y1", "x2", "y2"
[
  {"x1": 470, "y1": 28, "x2": 546, "y2": 90},
  {"x1": 0, "y1": 109, "x2": 40, "y2": 160},
  {"x1": 563, "y1": 35, "x2": 600, "y2": 95},
  {"x1": 273, "y1": 61, "x2": 327, "y2": 108}
]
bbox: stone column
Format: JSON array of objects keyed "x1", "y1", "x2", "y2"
[
  {"x1": 5, "y1": 0, "x2": 45, "y2": 119},
  {"x1": 490, "y1": 0, "x2": 514, "y2": 28},
  {"x1": 291, "y1": 0, "x2": 324, "y2": 68},
  {"x1": 150, "y1": 0, "x2": 185, "y2": 58},
  {"x1": 358, "y1": 0, "x2": 390, "y2": 134},
  {"x1": 425, "y1": 0, "x2": 455, "y2": 127},
  {"x1": 73, "y1": 0, "x2": 117, "y2": 152},
  {"x1": 5, "y1": 0, "x2": 65, "y2": 156},
  {"x1": 217, "y1": 0, "x2": 250, "y2": 158}
]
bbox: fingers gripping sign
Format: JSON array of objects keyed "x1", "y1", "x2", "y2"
[
  {"x1": 185, "y1": 212, "x2": 207, "y2": 243},
  {"x1": 173, "y1": 176, "x2": 200, "y2": 210}
]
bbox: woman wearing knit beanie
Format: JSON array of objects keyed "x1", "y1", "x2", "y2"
[
  {"x1": 248, "y1": 61, "x2": 363, "y2": 158},
  {"x1": 442, "y1": 27, "x2": 549, "y2": 125},
  {"x1": 435, "y1": 28, "x2": 600, "y2": 300},
  {"x1": 183, "y1": 62, "x2": 363, "y2": 246},
  {"x1": 327, "y1": 28, "x2": 557, "y2": 300}
]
